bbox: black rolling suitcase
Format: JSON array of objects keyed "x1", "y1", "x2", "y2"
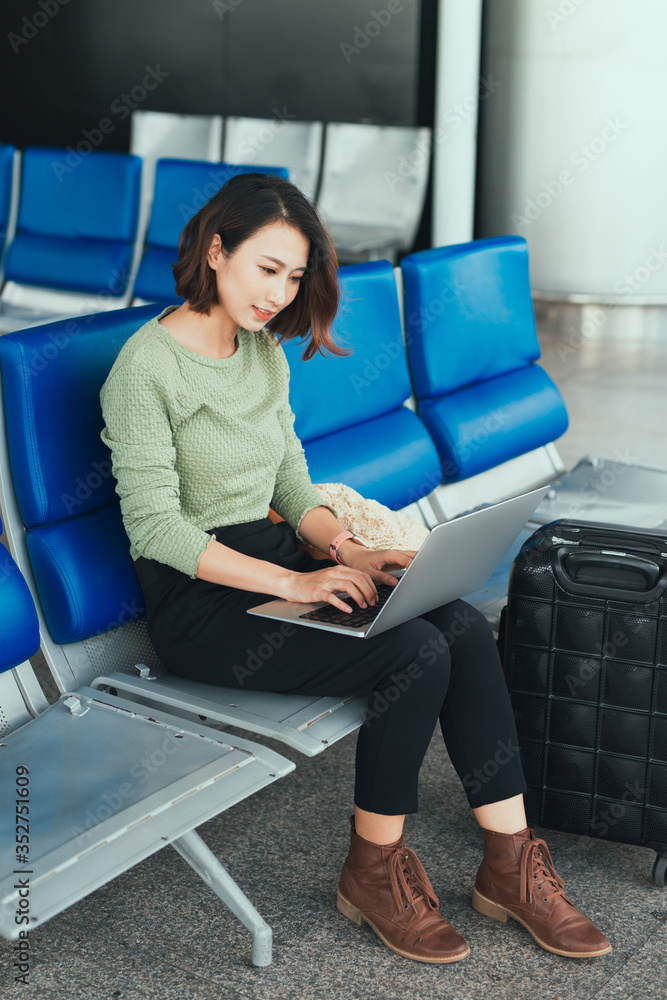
[{"x1": 501, "y1": 519, "x2": 667, "y2": 885}]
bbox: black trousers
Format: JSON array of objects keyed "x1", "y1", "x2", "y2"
[{"x1": 134, "y1": 517, "x2": 526, "y2": 815}]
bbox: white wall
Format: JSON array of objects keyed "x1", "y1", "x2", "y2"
[{"x1": 477, "y1": 0, "x2": 667, "y2": 298}]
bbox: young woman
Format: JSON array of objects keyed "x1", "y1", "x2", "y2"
[{"x1": 100, "y1": 173, "x2": 611, "y2": 964}]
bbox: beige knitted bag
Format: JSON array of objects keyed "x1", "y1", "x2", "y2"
[{"x1": 314, "y1": 483, "x2": 430, "y2": 551}]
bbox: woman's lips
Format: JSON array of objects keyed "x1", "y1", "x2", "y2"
[{"x1": 252, "y1": 306, "x2": 273, "y2": 321}]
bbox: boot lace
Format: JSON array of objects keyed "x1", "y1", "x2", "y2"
[
  {"x1": 519, "y1": 837, "x2": 566, "y2": 905},
  {"x1": 388, "y1": 846, "x2": 439, "y2": 915}
]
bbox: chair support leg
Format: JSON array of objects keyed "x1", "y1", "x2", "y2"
[{"x1": 171, "y1": 829, "x2": 272, "y2": 967}]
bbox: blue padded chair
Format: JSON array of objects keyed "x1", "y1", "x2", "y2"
[
  {"x1": 132, "y1": 159, "x2": 289, "y2": 303},
  {"x1": 282, "y1": 260, "x2": 442, "y2": 510},
  {"x1": 2, "y1": 146, "x2": 141, "y2": 302},
  {"x1": 0, "y1": 305, "x2": 367, "y2": 757},
  {"x1": 401, "y1": 236, "x2": 569, "y2": 483},
  {"x1": 0, "y1": 144, "x2": 17, "y2": 259}
]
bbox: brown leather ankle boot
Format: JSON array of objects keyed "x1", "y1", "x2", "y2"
[
  {"x1": 472, "y1": 826, "x2": 612, "y2": 957},
  {"x1": 337, "y1": 818, "x2": 470, "y2": 963}
]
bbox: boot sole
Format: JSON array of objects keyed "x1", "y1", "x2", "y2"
[
  {"x1": 471, "y1": 886, "x2": 612, "y2": 958},
  {"x1": 337, "y1": 890, "x2": 470, "y2": 964}
]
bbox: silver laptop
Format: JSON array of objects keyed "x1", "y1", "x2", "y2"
[{"x1": 247, "y1": 485, "x2": 548, "y2": 638}]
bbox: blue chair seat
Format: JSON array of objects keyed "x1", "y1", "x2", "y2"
[
  {"x1": 26, "y1": 505, "x2": 144, "y2": 645},
  {"x1": 133, "y1": 245, "x2": 182, "y2": 303},
  {"x1": 2, "y1": 147, "x2": 140, "y2": 299},
  {"x1": 417, "y1": 364, "x2": 569, "y2": 482},
  {"x1": 304, "y1": 406, "x2": 438, "y2": 510},
  {"x1": 4, "y1": 232, "x2": 134, "y2": 296},
  {"x1": 0, "y1": 523, "x2": 39, "y2": 674}
]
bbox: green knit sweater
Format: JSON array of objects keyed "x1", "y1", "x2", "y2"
[{"x1": 100, "y1": 306, "x2": 335, "y2": 578}]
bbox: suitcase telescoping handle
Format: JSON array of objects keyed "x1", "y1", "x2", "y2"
[{"x1": 552, "y1": 547, "x2": 667, "y2": 602}]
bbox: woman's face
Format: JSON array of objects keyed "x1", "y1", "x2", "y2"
[{"x1": 207, "y1": 221, "x2": 309, "y2": 334}]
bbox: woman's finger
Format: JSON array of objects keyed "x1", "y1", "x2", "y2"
[
  {"x1": 385, "y1": 549, "x2": 418, "y2": 564},
  {"x1": 323, "y1": 591, "x2": 355, "y2": 613},
  {"x1": 326, "y1": 568, "x2": 378, "y2": 605}
]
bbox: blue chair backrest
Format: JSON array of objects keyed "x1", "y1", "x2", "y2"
[
  {"x1": 132, "y1": 159, "x2": 289, "y2": 302},
  {"x1": 3, "y1": 147, "x2": 141, "y2": 296},
  {"x1": 0, "y1": 516, "x2": 40, "y2": 674},
  {"x1": 401, "y1": 236, "x2": 568, "y2": 482},
  {"x1": 285, "y1": 262, "x2": 411, "y2": 440},
  {"x1": 402, "y1": 235, "x2": 542, "y2": 401},
  {"x1": 0, "y1": 144, "x2": 15, "y2": 249},
  {"x1": 281, "y1": 260, "x2": 441, "y2": 509},
  {"x1": 0, "y1": 307, "x2": 161, "y2": 645}
]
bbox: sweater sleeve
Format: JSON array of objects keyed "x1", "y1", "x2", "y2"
[
  {"x1": 100, "y1": 363, "x2": 212, "y2": 578},
  {"x1": 270, "y1": 399, "x2": 338, "y2": 541}
]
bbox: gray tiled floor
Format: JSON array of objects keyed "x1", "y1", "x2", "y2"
[{"x1": 2, "y1": 302, "x2": 667, "y2": 999}]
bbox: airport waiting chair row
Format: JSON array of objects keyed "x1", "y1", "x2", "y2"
[
  {"x1": 0, "y1": 238, "x2": 565, "y2": 948},
  {"x1": 0, "y1": 145, "x2": 287, "y2": 333},
  {"x1": 1, "y1": 235, "x2": 666, "y2": 953},
  {"x1": 130, "y1": 110, "x2": 432, "y2": 263}
]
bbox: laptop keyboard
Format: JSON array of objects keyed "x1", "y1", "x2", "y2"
[{"x1": 299, "y1": 583, "x2": 396, "y2": 628}]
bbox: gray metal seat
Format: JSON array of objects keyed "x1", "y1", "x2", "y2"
[
  {"x1": 223, "y1": 116, "x2": 323, "y2": 201},
  {"x1": 0, "y1": 526, "x2": 293, "y2": 966},
  {"x1": 129, "y1": 110, "x2": 224, "y2": 206},
  {"x1": 317, "y1": 123, "x2": 431, "y2": 263}
]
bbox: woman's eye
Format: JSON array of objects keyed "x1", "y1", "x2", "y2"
[{"x1": 260, "y1": 266, "x2": 276, "y2": 275}]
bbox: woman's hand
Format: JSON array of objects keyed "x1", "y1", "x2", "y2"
[
  {"x1": 276, "y1": 563, "x2": 382, "y2": 614},
  {"x1": 339, "y1": 542, "x2": 418, "y2": 587}
]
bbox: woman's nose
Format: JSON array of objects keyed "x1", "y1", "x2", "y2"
[{"x1": 267, "y1": 280, "x2": 288, "y2": 306}]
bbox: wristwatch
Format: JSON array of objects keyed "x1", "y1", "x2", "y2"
[{"x1": 329, "y1": 529, "x2": 365, "y2": 564}]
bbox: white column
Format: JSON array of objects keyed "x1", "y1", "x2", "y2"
[
  {"x1": 431, "y1": 0, "x2": 484, "y2": 247},
  {"x1": 478, "y1": 0, "x2": 667, "y2": 299}
]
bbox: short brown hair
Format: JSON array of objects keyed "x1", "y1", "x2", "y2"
[{"x1": 173, "y1": 173, "x2": 345, "y2": 360}]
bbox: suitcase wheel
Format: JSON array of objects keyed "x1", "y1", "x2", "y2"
[{"x1": 652, "y1": 852, "x2": 667, "y2": 887}]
